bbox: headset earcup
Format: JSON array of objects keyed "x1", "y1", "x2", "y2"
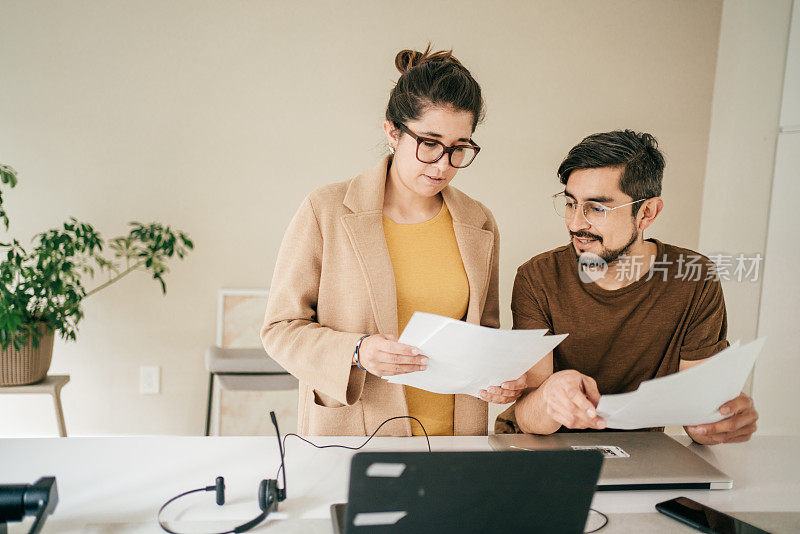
[{"x1": 258, "y1": 479, "x2": 278, "y2": 512}]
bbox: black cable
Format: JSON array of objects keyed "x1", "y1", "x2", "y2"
[
  {"x1": 158, "y1": 487, "x2": 235, "y2": 534},
  {"x1": 275, "y1": 415, "x2": 431, "y2": 481},
  {"x1": 585, "y1": 508, "x2": 609, "y2": 533}
]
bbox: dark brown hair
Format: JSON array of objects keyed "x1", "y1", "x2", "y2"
[
  {"x1": 557, "y1": 130, "x2": 666, "y2": 216},
  {"x1": 386, "y1": 44, "x2": 485, "y2": 132}
]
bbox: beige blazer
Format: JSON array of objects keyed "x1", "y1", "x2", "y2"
[{"x1": 261, "y1": 156, "x2": 500, "y2": 436}]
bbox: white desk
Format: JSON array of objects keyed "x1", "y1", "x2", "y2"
[{"x1": 0, "y1": 435, "x2": 798, "y2": 533}]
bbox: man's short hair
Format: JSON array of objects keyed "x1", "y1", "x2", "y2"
[{"x1": 557, "y1": 130, "x2": 665, "y2": 215}]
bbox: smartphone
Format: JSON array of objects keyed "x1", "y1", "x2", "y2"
[{"x1": 656, "y1": 497, "x2": 770, "y2": 534}]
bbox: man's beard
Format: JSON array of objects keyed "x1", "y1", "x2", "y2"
[{"x1": 571, "y1": 226, "x2": 639, "y2": 265}]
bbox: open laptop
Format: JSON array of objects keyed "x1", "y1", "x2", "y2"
[
  {"x1": 489, "y1": 431, "x2": 732, "y2": 490},
  {"x1": 331, "y1": 450, "x2": 602, "y2": 534}
]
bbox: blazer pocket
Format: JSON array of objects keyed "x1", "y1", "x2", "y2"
[{"x1": 308, "y1": 390, "x2": 367, "y2": 436}]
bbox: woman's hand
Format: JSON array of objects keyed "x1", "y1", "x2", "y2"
[
  {"x1": 479, "y1": 375, "x2": 527, "y2": 404},
  {"x1": 356, "y1": 334, "x2": 428, "y2": 377}
]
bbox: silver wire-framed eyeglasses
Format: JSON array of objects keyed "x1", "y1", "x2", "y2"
[{"x1": 552, "y1": 192, "x2": 648, "y2": 226}]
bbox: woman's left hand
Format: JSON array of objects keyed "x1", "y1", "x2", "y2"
[{"x1": 479, "y1": 375, "x2": 527, "y2": 404}]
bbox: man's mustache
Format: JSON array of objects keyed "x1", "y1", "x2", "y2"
[{"x1": 570, "y1": 231, "x2": 603, "y2": 243}]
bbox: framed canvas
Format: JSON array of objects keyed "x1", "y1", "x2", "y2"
[{"x1": 216, "y1": 289, "x2": 270, "y2": 348}]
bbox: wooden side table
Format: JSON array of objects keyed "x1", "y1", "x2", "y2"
[{"x1": 0, "y1": 374, "x2": 70, "y2": 437}]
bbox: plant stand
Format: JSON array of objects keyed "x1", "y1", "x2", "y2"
[{"x1": 0, "y1": 375, "x2": 70, "y2": 437}]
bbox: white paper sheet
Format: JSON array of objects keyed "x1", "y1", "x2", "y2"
[
  {"x1": 382, "y1": 312, "x2": 566, "y2": 397},
  {"x1": 596, "y1": 338, "x2": 764, "y2": 429}
]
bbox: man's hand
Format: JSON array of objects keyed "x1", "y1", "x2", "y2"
[
  {"x1": 685, "y1": 393, "x2": 758, "y2": 444},
  {"x1": 479, "y1": 375, "x2": 527, "y2": 404},
  {"x1": 356, "y1": 334, "x2": 427, "y2": 377},
  {"x1": 538, "y1": 370, "x2": 606, "y2": 430}
]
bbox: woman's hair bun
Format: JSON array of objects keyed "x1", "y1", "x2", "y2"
[
  {"x1": 394, "y1": 43, "x2": 463, "y2": 74},
  {"x1": 386, "y1": 43, "x2": 484, "y2": 132}
]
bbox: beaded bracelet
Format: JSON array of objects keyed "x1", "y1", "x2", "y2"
[{"x1": 353, "y1": 334, "x2": 370, "y2": 371}]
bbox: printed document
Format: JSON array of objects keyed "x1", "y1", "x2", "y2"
[
  {"x1": 596, "y1": 338, "x2": 765, "y2": 429},
  {"x1": 382, "y1": 312, "x2": 567, "y2": 397}
]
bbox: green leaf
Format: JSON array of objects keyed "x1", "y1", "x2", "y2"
[{"x1": 0, "y1": 163, "x2": 19, "y2": 187}]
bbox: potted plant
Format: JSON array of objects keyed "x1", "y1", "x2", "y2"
[{"x1": 0, "y1": 163, "x2": 194, "y2": 386}]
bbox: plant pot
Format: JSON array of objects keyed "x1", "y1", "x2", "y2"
[{"x1": 0, "y1": 325, "x2": 55, "y2": 386}]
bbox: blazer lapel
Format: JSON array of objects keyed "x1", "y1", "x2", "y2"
[
  {"x1": 452, "y1": 224, "x2": 493, "y2": 323},
  {"x1": 442, "y1": 186, "x2": 494, "y2": 325},
  {"x1": 341, "y1": 157, "x2": 399, "y2": 336},
  {"x1": 341, "y1": 212, "x2": 399, "y2": 336}
]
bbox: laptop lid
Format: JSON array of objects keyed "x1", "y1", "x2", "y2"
[
  {"x1": 332, "y1": 450, "x2": 602, "y2": 534},
  {"x1": 489, "y1": 432, "x2": 733, "y2": 490}
]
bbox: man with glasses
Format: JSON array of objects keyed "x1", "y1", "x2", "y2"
[{"x1": 495, "y1": 130, "x2": 758, "y2": 445}]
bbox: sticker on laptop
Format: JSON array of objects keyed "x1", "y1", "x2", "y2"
[{"x1": 570, "y1": 445, "x2": 630, "y2": 458}]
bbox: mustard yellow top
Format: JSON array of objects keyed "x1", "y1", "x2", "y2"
[{"x1": 383, "y1": 202, "x2": 470, "y2": 436}]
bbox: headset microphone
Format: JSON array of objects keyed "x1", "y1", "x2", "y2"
[
  {"x1": 270, "y1": 411, "x2": 287, "y2": 503},
  {"x1": 214, "y1": 477, "x2": 225, "y2": 506}
]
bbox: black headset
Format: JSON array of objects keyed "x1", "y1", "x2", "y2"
[{"x1": 157, "y1": 411, "x2": 286, "y2": 534}]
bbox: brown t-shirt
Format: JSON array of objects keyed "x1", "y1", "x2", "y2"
[{"x1": 496, "y1": 239, "x2": 728, "y2": 434}]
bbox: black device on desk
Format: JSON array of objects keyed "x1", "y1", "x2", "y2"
[
  {"x1": 331, "y1": 449, "x2": 603, "y2": 534},
  {"x1": 0, "y1": 476, "x2": 58, "y2": 534},
  {"x1": 656, "y1": 497, "x2": 771, "y2": 534}
]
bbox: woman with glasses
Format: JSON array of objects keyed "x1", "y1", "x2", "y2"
[{"x1": 261, "y1": 46, "x2": 525, "y2": 436}]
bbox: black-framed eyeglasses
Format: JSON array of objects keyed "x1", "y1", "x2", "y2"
[{"x1": 396, "y1": 123, "x2": 480, "y2": 168}]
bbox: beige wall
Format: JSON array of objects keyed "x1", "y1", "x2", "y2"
[
  {"x1": 699, "y1": 0, "x2": 793, "y2": 353},
  {"x1": 753, "y1": 0, "x2": 800, "y2": 435},
  {"x1": 699, "y1": 0, "x2": 795, "y2": 435},
  {"x1": 0, "y1": 0, "x2": 722, "y2": 436}
]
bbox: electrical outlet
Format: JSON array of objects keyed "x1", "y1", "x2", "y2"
[{"x1": 140, "y1": 365, "x2": 160, "y2": 394}]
